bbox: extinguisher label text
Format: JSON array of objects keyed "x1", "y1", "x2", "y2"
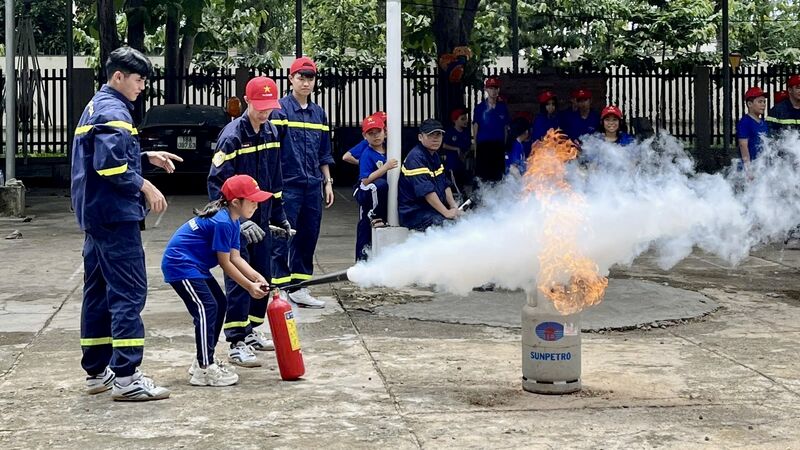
[
  {"x1": 284, "y1": 311, "x2": 301, "y2": 351},
  {"x1": 530, "y1": 351, "x2": 572, "y2": 361}
]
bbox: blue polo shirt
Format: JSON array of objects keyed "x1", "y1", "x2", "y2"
[
  {"x1": 564, "y1": 109, "x2": 601, "y2": 140},
  {"x1": 348, "y1": 139, "x2": 370, "y2": 161},
  {"x1": 473, "y1": 100, "x2": 510, "y2": 143},
  {"x1": 161, "y1": 208, "x2": 241, "y2": 282},
  {"x1": 736, "y1": 114, "x2": 768, "y2": 160},
  {"x1": 531, "y1": 114, "x2": 561, "y2": 142},
  {"x1": 359, "y1": 146, "x2": 388, "y2": 181},
  {"x1": 398, "y1": 144, "x2": 449, "y2": 222},
  {"x1": 444, "y1": 126, "x2": 470, "y2": 171}
]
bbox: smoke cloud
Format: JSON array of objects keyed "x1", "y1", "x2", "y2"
[{"x1": 347, "y1": 132, "x2": 800, "y2": 295}]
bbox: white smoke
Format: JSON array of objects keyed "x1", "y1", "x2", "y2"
[{"x1": 347, "y1": 131, "x2": 800, "y2": 294}]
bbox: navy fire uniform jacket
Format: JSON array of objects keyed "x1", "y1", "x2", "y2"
[
  {"x1": 767, "y1": 99, "x2": 800, "y2": 134},
  {"x1": 398, "y1": 144, "x2": 451, "y2": 230},
  {"x1": 71, "y1": 84, "x2": 149, "y2": 230}
]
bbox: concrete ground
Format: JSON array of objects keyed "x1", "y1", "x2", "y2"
[{"x1": 1, "y1": 186, "x2": 799, "y2": 449}]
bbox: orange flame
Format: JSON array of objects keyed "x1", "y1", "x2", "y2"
[{"x1": 525, "y1": 130, "x2": 608, "y2": 315}]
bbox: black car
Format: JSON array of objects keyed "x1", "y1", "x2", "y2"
[{"x1": 139, "y1": 104, "x2": 230, "y2": 174}]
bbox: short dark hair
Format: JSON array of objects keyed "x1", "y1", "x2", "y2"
[{"x1": 106, "y1": 47, "x2": 153, "y2": 81}]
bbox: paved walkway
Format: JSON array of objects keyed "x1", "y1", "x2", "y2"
[{"x1": 0, "y1": 187, "x2": 799, "y2": 449}]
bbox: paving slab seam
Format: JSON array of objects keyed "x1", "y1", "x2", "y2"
[
  {"x1": 331, "y1": 286, "x2": 424, "y2": 450},
  {"x1": 402, "y1": 402, "x2": 788, "y2": 416},
  {"x1": 749, "y1": 253, "x2": 800, "y2": 270},
  {"x1": 0, "y1": 280, "x2": 80, "y2": 383},
  {"x1": 668, "y1": 331, "x2": 800, "y2": 398}
]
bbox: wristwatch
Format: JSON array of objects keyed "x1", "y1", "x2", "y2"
[{"x1": 323, "y1": 178, "x2": 334, "y2": 185}]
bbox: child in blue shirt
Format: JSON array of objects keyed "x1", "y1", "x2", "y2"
[
  {"x1": 442, "y1": 107, "x2": 471, "y2": 196},
  {"x1": 354, "y1": 115, "x2": 397, "y2": 260},
  {"x1": 506, "y1": 118, "x2": 530, "y2": 177},
  {"x1": 737, "y1": 87, "x2": 768, "y2": 173},
  {"x1": 161, "y1": 174, "x2": 272, "y2": 387}
]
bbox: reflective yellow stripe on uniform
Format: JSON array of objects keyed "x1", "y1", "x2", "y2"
[
  {"x1": 765, "y1": 117, "x2": 800, "y2": 125},
  {"x1": 273, "y1": 191, "x2": 283, "y2": 199},
  {"x1": 401, "y1": 164, "x2": 445, "y2": 177},
  {"x1": 223, "y1": 320, "x2": 250, "y2": 330},
  {"x1": 97, "y1": 163, "x2": 129, "y2": 176},
  {"x1": 212, "y1": 142, "x2": 280, "y2": 167},
  {"x1": 80, "y1": 337, "x2": 112, "y2": 346},
  {"x1": 271, "y1": 275, "x2": 292, "y2": 285},
  {"x1": 248, "y1": 315, "x2": 265, "y2": 324},
  {"x1": 271, "y1": 119, "x2": 330, "y2": 131},
  {"x1": 112, "y1": 338, "x2": 145, "y2": 347},
  {"x1": 291, "y1": 273, "x2": 313, "y2": 281},
  {"x1": 74, "y1": 121, "x2": 139, "y2": 136}
]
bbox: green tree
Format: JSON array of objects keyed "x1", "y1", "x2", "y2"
[{"x1": 730, "y1": 0, "x2": 800, "y2": 64}]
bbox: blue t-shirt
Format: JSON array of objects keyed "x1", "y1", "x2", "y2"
[
  {"x1": 444, "y1": 126, "x2": 470, "y2": 171},
  {"x1": 473, "y1": 100, "x2": 510, "y2": 143},
  {"x1": 348, "y1": 139, "x2": 370, "y2": 161},
  {"x1": 161, "y1": 208, "x2": 241, "y2": 282},
  {"x1": 531, "y1": 114, "x2": 561, "y2": 142},
  {"x1": 564, "y1": 109, "x2": 601, "y2": 140},
  {"x1": 736, "y1": 114, "x2": 768, "y2": 160},
  {"x1": 359, "y1": 146, "x2": 388, "y2": 182},
  {"x1": 505, "y1": 140, "x2": 527, "y2": 174}
]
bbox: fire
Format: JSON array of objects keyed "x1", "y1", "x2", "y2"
[{"x1": 525, "y1": 130, "x2": 608, "y2": 315}]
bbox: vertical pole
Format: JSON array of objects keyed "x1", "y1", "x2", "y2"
[
  {"x1": 511, "y1": 0, "x2": 519, "y2": 73},
  {"x1": 722, "y1": 0, "x2": 731, "y2": 157},
  {"x1": 386, "y1": 0, "x2": 401, "y2": 226},
  {"x1": 5, "y1": 0, "x2": 16, "y2": 181},
  {"x1": 295, "y1": 0, "x2": 303, "y2": 58},
  {"x1": 66, "y1": 0, "x2": 74, "y2": 161}
]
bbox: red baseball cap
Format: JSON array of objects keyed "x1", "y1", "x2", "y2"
[
  {"x1": 362, "y1": 114, "x2": 385, "y2": 133},
  {"x1": 245, "y1": 77, "x2": 281, "y2": 111},
  {"x1": 573, "y1": 89, "x2": 592, "y2": 100},
  {"x1": 600, "y1": 105, "x2": 623, "y2": 120},
  {"x1": 484, "y1": 77, "x2": 501, "y2": 88},
  {"x1": 744, "y1": 86, "x2": 767, "y2": 101},
  {"x1": 788, "y1": 75, "x2": 800, "y2": 88},
  {"x1": 290, "y1": 57, "x2": 317, "y2": 76},
  {"x1": 775, "y1": 90, "x2": 789, "y2": 104},
  {"x1": 450, "y1": 107, "x2": 468, "y2": 122},
  {"x1": 537, "y1": 90, "x2": 556, "y2": 104},
  {"x1": 221, "y1": 175, "x2": 273, "y2": 203}
]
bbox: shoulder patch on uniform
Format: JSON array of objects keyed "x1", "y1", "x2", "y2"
[{"x1": 212, "y1": 151, "x2": 226, "y2": 167}]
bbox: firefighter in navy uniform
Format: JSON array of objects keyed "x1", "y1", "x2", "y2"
[
  {"x1": 72, "y1": 47, "x2": 182, "y2": 401},
  {"x1": 767, "y1": 74, "x2": 800, "y2": 248},
  {"x1": 207, "y1": 76, "x2": 289, "y2": 367},
  {"x1": 270, "y1": 57, "x2": 335, "y2": 308}
]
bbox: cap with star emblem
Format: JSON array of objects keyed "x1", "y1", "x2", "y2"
[{"x1": 245, "y1": 76, "x2": 281, "y2": 111}]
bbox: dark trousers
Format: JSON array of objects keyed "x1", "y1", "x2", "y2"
[
  {"x1": 354, "y1": 178, "x2": 388, "y2": 261},
  {"x1": 80, "y1": 221, "x2": 146, "y2": 378},
  {"x1": 475, "y1": 140, "x2": 506, "y2": 182},
  {"x1": 170, "y1": 278, "x2": 226, "y2": 366},
  {"x1": 223, "y1": 218, "x2": 273, "y2": 343},
  {"x1": 400, "y1": 208, "x2": 447, "y2": 232},
  {"x1": 271, "y1": 184, "x2": 322, "y2": 286}
]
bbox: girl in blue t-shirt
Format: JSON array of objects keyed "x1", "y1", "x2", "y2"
[
  {"x1": 506, "y1": 118, "x2": 531, "y2": 177},
  {"x1": 597, "y1": 105, "x2": 634, "y2": 146},
  {"x1": 161, "y1": 174, "x2": 272, "y2": 387}
]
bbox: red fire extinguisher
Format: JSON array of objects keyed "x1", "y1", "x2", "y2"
[{"x1": 267, "y1": 290, "x2": 305, "y2": 380}]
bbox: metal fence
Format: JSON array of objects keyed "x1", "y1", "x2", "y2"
[{"x1": 2, "y1": 64, "x2": 799, "y2": 159}]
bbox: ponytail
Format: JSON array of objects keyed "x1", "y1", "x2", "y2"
[{"x1": 194, "y1": 198, "x2": 229, "y2": 218}]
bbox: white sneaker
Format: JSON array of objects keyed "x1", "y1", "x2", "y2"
[
  {"x1": 188, "y1": 358, "x2": 237, "y2": 376},
  {"x1": 289, "y1": 288, "x2": 325, "y2": 308},
  {"x1": 111, "y1": 370, "x2": 170, "y2": 402},
  {"x1": 85, "y1": 367, "x2": 115, "y2": 394},
  {"x1": 227, "y1": 341, "x2": 262, "y2": 367},
  {"x1": 190, "y1": 363, "x2": 239, "y2": 387},
  {"x1": 245, "y1": 329, "x2": 275, "y2": 351}
]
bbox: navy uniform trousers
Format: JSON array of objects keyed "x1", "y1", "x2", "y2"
[
  {"x1": 80, "y1": 221, "x2": 146, "y2": 377},
  {"x1": 223, "y1": 207, "x2": 273, "y2": 344},
  {"x1": 271, "y1": 184, "x2": 322, "y2": 286}
]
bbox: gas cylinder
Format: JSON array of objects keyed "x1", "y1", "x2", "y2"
[{"x1": 267, "y1": 290, "x2": 305, "y2": 380}]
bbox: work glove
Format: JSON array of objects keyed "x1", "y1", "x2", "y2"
[
  {"x1": 270, "y1": 219, "x2": 295, "y2": 239},
  {"x1": 240, "y1": 220, "x2": 266, "y2": 245}
]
